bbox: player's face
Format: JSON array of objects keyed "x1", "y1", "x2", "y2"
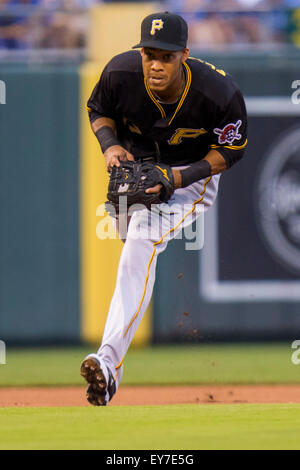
[{"x1": 141, "y1": 48, "x2": 189, "y2": 94}]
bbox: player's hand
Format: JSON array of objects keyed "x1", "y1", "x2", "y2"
[
  {"x1": 145, "y1": 184, "x2": 162, "y2": 195},
  {"x1": 104, "y1": 146, "x2": 135, "y2": 172}
]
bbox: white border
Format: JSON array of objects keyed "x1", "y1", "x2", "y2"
[
  {"x1": 200, "y1": 96, "x2": 300, "y2": 303},
  {"x1": 245, "y1": 96, "x2": 300, "y2": 116}
]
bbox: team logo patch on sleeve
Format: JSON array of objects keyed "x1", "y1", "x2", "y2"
[{"x1": 213, "y1": 120, "x2": 242, "y2": 145}]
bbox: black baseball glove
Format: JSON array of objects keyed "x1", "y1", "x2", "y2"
[{"x1": 105, "y1": 160, "x2": 174, "y2": 215}]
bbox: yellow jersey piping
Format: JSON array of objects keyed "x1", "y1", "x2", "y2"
[
  {"x1": 144, "y1": 62, "x2": 192, "y2": 126},
  {"x1": 144, "y1": 78, "x2": 166, "y2": 118},
  {"x1": 168, "y1": 62, "x2": 192, "y2": 125},
  {"x1": 211, "y1": 139, "x2": 248, "y2": 150}
]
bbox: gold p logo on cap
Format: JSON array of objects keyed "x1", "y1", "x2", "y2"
[{"x1": 150, "y1": 19, "x2": 164, "y2": 35}]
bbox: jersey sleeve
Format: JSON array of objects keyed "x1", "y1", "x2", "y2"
[
  {"x1": 86, "y1": 65, "x2": 117, "y2": 123},
  {"x1": 210, "y1": 89, "x2": 248, "y2": 168}
]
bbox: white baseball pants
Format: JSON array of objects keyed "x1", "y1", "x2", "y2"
[{"x1": 93, "y1": 173, "x2": 220, "y2": 393}]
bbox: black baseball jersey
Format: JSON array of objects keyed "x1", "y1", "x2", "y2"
[{"x1": 87, "y1": 50, "x2": 247, "y2": 167}]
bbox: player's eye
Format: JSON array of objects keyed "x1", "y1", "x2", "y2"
[{"x1": 145, "y1": 50, "x2": 154, "y2": 59}]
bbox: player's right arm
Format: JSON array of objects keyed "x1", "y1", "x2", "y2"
[
  {"x1": 90, "y1": 116, "x2": 134, "y2": 172},
  {"x1": 87, "y1": 64, "x2": 134, "y2": 172}
]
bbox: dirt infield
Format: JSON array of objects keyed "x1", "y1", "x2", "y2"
[{"x1": 0, "y1": 385, "x2": 300, "y2": 407}]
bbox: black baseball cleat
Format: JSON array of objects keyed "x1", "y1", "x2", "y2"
[{"x1": 80, "y1": 356, "x2": 116, "y2": 406}]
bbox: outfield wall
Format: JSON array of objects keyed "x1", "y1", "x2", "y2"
[
  {"x1": 0, "y1": 51, "x2": 300, "y2": 344},
  {"x1": 0, "y1": 64, "x2": 80, "y2": 343}
]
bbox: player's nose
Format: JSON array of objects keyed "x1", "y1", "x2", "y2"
[{"x1": 150, "y1": 60, "x2": 163, "y2": 71}]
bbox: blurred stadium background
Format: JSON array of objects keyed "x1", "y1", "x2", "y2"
[{"x1": 1, "y1": 0, "x2": 300, "y2": 348}]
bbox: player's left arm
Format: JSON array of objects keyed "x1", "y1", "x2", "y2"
[
  {"x1": 146, "y1": 149, "x2": 227, "y2": 194},
  {"x1": 147, "y1": 88, "x2": 247, "y2": 194},
  {"x1": 171, "y1": 149, "x2": 226, "y2": 189},
  {"x1": 173, "y1": 88, "x2": 247, "y2": 189}
]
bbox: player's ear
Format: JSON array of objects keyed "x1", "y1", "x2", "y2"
[
  {"x1": 181, "y1": 48, "x2": 189, "y2": 63},
  {"x1": 140, "y1": 48, "x2": 144, "y2": 57}
]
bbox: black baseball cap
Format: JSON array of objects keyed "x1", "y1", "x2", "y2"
[{"x1": 132, "y1": 11, "x2": 188, "y2": 51}]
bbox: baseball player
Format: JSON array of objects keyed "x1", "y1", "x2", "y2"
[{"x1": 80, "y1": 12, "x2": 247, "y2": 406}]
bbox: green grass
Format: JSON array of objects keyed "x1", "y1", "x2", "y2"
[
  {"x1": 0, "y1": 343, "x2": 299, "y2": 386},
  {"x1": 1, "y1": 346, "x2": 299, "y2": 450},
  {"x1": 1, "y1": 404, "x2": 300, "y2": 450}
]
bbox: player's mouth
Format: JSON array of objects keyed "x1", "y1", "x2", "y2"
[{"x1": 148, "y1": 76, "x2": 167, "y2": 87}]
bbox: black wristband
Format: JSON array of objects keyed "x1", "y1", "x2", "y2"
[
  {"x1": 180, "y1": 159, "x2": 212, "y2": 188},
  {"x1": 95, "y1": 126, "x2": 120, "y2": 153}
]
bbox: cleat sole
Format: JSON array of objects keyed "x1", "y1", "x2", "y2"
[{"x1": 80, "y1": 358, "x2": 107, "y2": 407}]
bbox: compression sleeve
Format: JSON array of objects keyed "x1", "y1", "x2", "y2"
[{"x1": 180, "y1": 160, "x2": 211, "y2": 188}]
